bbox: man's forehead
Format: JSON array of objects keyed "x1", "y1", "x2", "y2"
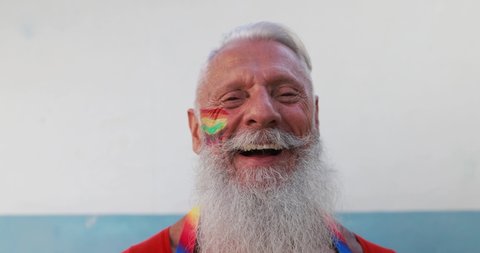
[
  {"x1": 209, "y1": 39, "x2": 301, "y2": 69},
  {"x1": 202, "y1": 40, "x2": 307, "y2": 87},
  {"x1": 195, "y1": 39, "x2": 312, "y2": 107}
]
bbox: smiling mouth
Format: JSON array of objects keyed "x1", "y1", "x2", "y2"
[{"x1": 238, "y1": 144, "x2": 283, "y2": 157}]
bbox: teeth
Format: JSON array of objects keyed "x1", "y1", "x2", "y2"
[{"x1": 242, "y1": 144, "x2": 282, "y2": 151}]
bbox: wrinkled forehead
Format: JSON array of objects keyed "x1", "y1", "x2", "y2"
[
  {"x1": 215, "y1": 41, "x2": 303, "y2": 74},
  {"x1": 196, "y1": 39, "x2": 312, "y2": 107}
]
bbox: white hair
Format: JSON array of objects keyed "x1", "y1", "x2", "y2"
[
  {"x1": 212, "y1": 21, "x2": 312, "y2": 71},
  {"x1": 195, "y1": 21, "x2": 313, "y2": 111}
]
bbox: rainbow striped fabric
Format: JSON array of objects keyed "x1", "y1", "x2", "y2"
[
  {"x1": 175, "y1": 207, "x2": 353, "y2": 253},
  {"x1": 175, "y1": 207, "x2": 200, "y2": 253},
  {"x1": 329, "y1": 219, "x2": 353, "y2": 253}
]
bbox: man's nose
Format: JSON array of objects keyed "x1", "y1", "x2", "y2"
[{"x1": 244, "y1": 90, "x2": 281, "y2": 128}]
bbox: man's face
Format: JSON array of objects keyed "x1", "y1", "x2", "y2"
[{"x1": 188, "y1": 39, "x2": 319, "y2": 176}]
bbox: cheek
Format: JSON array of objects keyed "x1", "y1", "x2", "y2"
[
  {"x1": 200, "y1": 108, "x2": 229, "y2": 145},
  {"x1": 281, "y1": 105, "x2": 314, "y2": 135}
]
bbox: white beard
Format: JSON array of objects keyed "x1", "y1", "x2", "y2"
[{"x1": 194, "y1": 129, "x2": 337, "y2": 253}]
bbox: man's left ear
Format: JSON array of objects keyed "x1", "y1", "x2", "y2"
[
  {"x1": 188, "y1": 109, "x2": 202, "y2": 154},
  {"x1": 314, "y1": 95, "x2": 320, "y2": 130}
]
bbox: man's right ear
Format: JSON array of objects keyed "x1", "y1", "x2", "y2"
[{"x1": 188, "y1": 109, "x2": 202, "y2": 154}]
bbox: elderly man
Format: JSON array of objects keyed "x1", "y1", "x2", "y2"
[{"x1": 124, "y1": 22, "x2": 395, "y2": 253}]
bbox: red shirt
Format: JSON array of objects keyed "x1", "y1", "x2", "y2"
[
  {"x1": 355, "y1": 234, "x2": 395, "y2": 253},
  {"x1": 123, "y1": 228, "x2": 172, "y2": 253}
]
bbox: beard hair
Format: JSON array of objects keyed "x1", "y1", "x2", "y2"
[{"x1": 194, "y1": 129, "x2": 338, "y2": 253}]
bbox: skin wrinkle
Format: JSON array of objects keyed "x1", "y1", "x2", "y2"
[
  {"x1": 199, "y1": 40, "x2": 313, "y2": 109},
  {"x1": 194, "y1": 40, "x2": 317, "y2": 144}
]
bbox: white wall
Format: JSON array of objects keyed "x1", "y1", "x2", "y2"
[{"x1": 1, "y1": 0, "x2": 479, "y2": 214}]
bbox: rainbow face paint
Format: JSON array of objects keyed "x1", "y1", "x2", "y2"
[
  {"x1": 200, "y1": 108, "x2": 228, "y2": 135},
  {"x1": 200, "y1": 108, "x2": 228, "y2": 144}
]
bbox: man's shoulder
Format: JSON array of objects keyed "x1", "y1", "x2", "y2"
[
  {"x1": 122, "y1": 227, "x2": 171, "y2": 253},
  {"x1": 354, "y1": 234, "x2": 396, "y2": 253},
  {"x1": 122, "y1": 216, "x2": 185, "y2": 253}
]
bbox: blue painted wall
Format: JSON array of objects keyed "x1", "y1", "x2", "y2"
[{"x1": 1, "y1": 211, "x2": 478, "y2": 253}]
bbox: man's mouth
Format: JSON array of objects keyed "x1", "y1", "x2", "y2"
[{"x1": 238, "y1": 144, "x2": 283, "y2": 157}]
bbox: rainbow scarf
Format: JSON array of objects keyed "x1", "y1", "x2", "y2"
[
  {"x1": 328, "y1": 218, "x2": 353, "y2": 253},
  {"x1": 175, "y1": 207, "x2": 200, "y2": 253},
  {"x1": 175, "y1": 207, "x2": 352, "y2": 253}
]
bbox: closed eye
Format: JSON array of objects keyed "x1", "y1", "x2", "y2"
[
  {"x1": 221, "y1": 90, "x2": 247, "y2": 108},
  {"x1": 275, "y1": 87, "x2": 301, "y2": 103},
  {"x1": 280, "y1": 92, "x2": 297, "y2": 97},
  {"x1": 225, "y1": 96, "x2": 240, "y2": 101}
]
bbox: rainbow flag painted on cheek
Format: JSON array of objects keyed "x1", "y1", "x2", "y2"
[{"x1": 200, "y1": 109, "x2": 228, "y2": 135}]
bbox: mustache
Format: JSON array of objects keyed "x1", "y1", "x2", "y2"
[{"x1": 219, "y1": 128, "x2": 315, "y2": 153}]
